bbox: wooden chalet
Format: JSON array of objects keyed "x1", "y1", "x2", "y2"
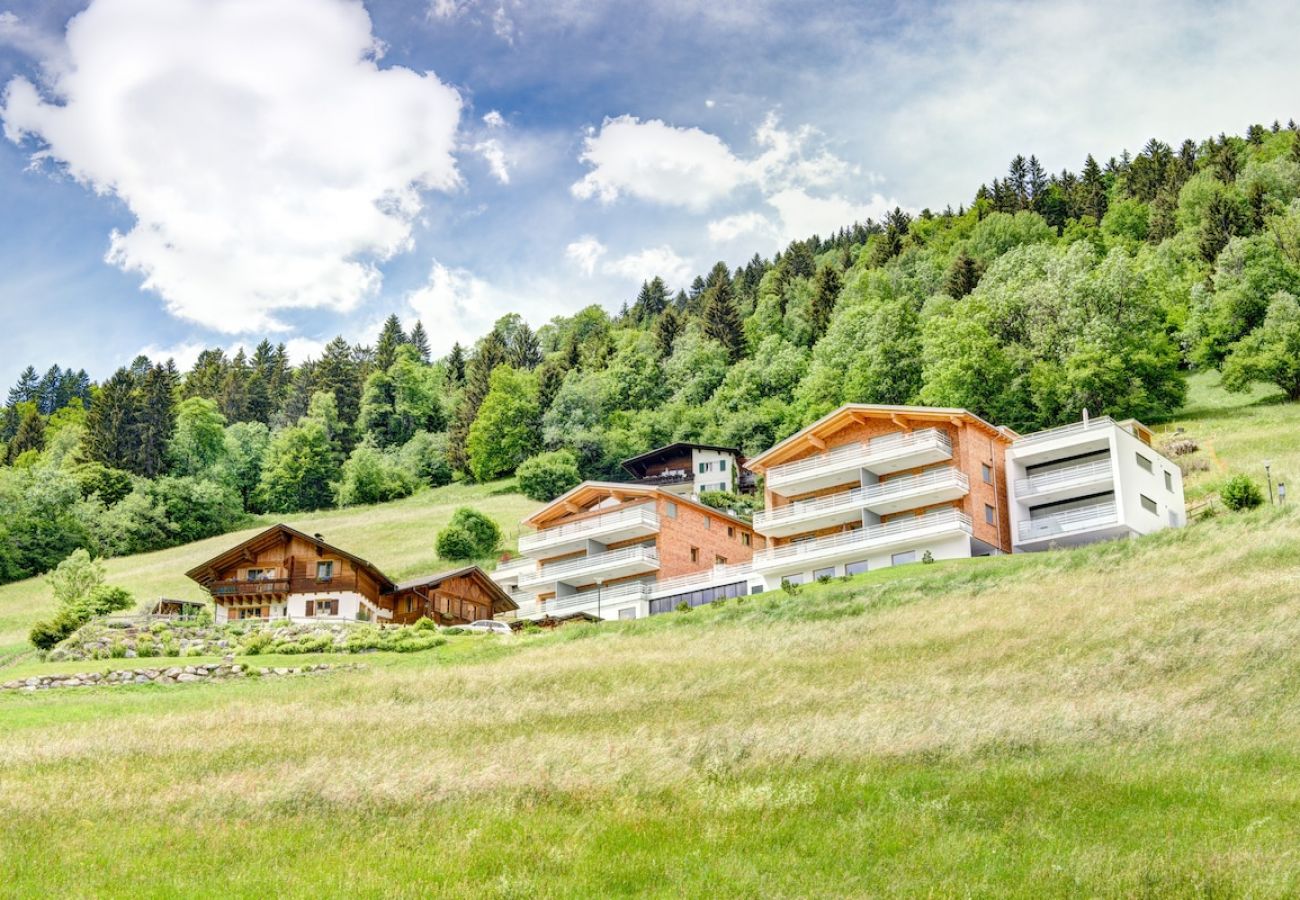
[{"x1": 185, "y1": 524, "x2": 516, "y2": 625}]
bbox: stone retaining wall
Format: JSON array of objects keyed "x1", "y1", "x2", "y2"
[{"x1": 2, "y1": 659, "x2": 361, "y2": 692}]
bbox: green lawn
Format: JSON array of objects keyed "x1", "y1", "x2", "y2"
[{"x1": 0, "y1": 478, "x2": 540, "y2": 665}]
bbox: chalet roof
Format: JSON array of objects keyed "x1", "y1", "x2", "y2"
[
  {"x1": 745, "y1": 404, "x2": 1019, "y2": 473},
  {"x1": 523, "y1": 480, "x2": 752, "y2": 530},
  {"x1": 393, "y1": 565, "x2": 519, "y2": 614},
  {"x1": 184, "y1": 523, "x2": 397, "y2": 593},
  {"x1": 620, "y1": 442, "x2": 742, "y2": 477}
]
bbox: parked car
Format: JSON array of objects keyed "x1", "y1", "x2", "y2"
[{"x1": 462, "y1": 620, "x2": 512, "y2": 636}]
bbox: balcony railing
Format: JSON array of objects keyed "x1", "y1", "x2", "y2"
[
  {"x1": 519, "y1": 506, "x2": 659, "y2": 555},
  {"x1": 765, "y1": 428, "x2": 952, "y2": 489},
  {"x1": 1013, "y1": 416, "x2": 1116, "y2": 447},
  {"x1": 649, "y1": 562, "x2": 755, "y2": 596},
  {"x1": 754, "y1": 508, "x2": 972, "y2": 568},
  {"x1": 1015, "y1": 458, "x2": 1113, "y2": 497},
  {"x1": 754, "y1": 467, "x2": 969, "y2": 531},
  {"x1": 1017, "y1": 501, "x2": 1118, "y2": 542},
  {"x1": 210, "y1": 578, "x2": 290, "y2": 597},
  {"x1": 542, "y1": 581, "x2": 652, "y2": 614},
  {"x1": 519, "y1": 545, "x2": 660, "y2": 587}
]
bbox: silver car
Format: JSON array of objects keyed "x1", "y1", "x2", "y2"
[{"x1": 462, "y1": 619, "x2": 512, "y2": 636}]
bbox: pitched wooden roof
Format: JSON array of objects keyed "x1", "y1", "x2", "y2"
[
  {"x1": 184, "y1": 523, "x2": 396, "y2": 592},
  {"x1": 523, "y1": 481, "x2": 752, "y2": 529},
  {"x1": 745, "y1": 404, "x2": 1019, "y2": 473},
  {"x1": 620, "y1": 441, "x2": 742, "y2": 478}
]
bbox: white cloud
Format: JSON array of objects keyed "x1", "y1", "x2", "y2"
[
  {"x1": 406, "y1": 261, "x2": 510, "y2": 353},
  {"x1": 601, "y1": 245, "x2": 692, "y2": 288},
  {"x1": 1, "y1": 0, "x2": 463, "y2": 335},
  {"x1": 707, "y1": 211, "x2": 778, "y2": 244},
  {"x1": 571, "y1": 115, "x2": 749, "y2": 210},
  {"x1": 565, "y1": 235, "x2": 606, "y2": 276},
  {"x1": 135, "y1": 341, "x2": 207, "y2": 372},
  {"x1": 474, "y1": 137, "x2": 510, "y2": 183},
  {"x1": 0, "y1": 12, "x2": 65, "y2": 72},
  {"x1": 482, "y1": 109, "x2": 505, "y2": 128},
  {"x1": 136, "y1": 335, "x2": 327, "y2": 371},
  {"x1": 765, "y1": 188, "x2": 896, "y2": 243}
]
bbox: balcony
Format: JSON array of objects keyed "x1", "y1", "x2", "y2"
[
  {"x1": 519, "y1": 505, "x2": 659, "y2": 557},
  {"x1": 1016, "y1": 501, "x2": 1120, "y2": 546},
  {"x1": 649, "y1": 562, "x2": 756, "y2": 597},
  {"x1": 210, "y1": 577, "x2": 290, "y2": 597},
  {"x1": 752, "y1": 508, "x2": 972, "y2": 573},
  {"x1": 1014, "y1": 458, "x2": 1114, "y2": 504},
  {"x1": 537, "y1": 581, "x2": 653, "y2": 618},
  {"x1": 754, "y1": 467, "x2": 970, "y2": 537},
  {"x1": 765, "y1": 428, "x2": 953, "y2": 495},
  {"x1": 518, "y1": 545, "x2": 660, "y2": 590}
]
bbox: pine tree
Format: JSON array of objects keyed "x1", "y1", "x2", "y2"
[
  {"x1": 809, "y1": 265, "x2": 843, "y2": 341},
  {"x1": 8, "y1": 406, "x2": 45, "y2": 459},
  {"x1": 1026, "y1": 155, "x2": 1047, "y2": 207},
  {"x1": 185, "y1": 349, "x2": 227, "y2": 400},
  {"x1": 408, "y1": 321, "x2": 432, "y2": 363},
  {"x1": 1080, "y1": 154, "x2": 1108, "y2": 222},
  {"x1": 449, "y1": 330, "x2": 507, "y2": 473},
  {"x1": 135, "y1": 363, "x2": 177, "y2": 477},
  {"x1": 375, "y1": 313, "x2": 406, "y2": 371},
  {"x1": 508, "y1": 322, "x2": 542, "y2": 370},
  {"x1": 35, "y1": 365, "x2": 62, "y2": 414},
  {"x1": 314, "y1": 336, "x2": 362, "y2": 449},
  {"x1": 7, "y1": 366, "x2": 38, "y2": 407},
  {"x1": 447, "y1": 343, "x2": 467, "y2": 387},
  {"x1": 1008, "y1": 155, "x2": 1029, "y2": 208},
  {"x1": 85, "y1": 368, "x2": 141, "y2": 472},
  {"x1": 247, "y1": 340, "x2": 277, "y2": 424},
  {"x1": 701, "y1": 270, "x2": 744, "y2": 362},
  {"x1": 653, "y1": 306, "x2": 683, "y2": 357},
  {"x1": 218, "y1": 349, "x2": 250, "y2": 423},
  {"x1": 1200, "y1": 191, "x2": 1247, "y2": 263},
  {"x1": 946, "y1": 252, "x2": 982, "y2": 298}
]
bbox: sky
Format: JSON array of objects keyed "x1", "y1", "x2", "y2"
[{"x1": 1, "y1": 0, "x2": 1299, "y2": 388}]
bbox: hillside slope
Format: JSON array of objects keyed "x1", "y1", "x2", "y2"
[
  {"x1": 3, "y1": 495, "x2": 1300, "y2": 895},
  {"x1": 0, "y1": 479, "x2": 540, "y2": 662}
]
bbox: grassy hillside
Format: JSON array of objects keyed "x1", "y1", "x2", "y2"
[
  {"x1": 0, "y1": 479, "x2": 540, "y2": 663},
  {"x1": 3, "y1": 500, "x2": 1300, "y2": 895}
]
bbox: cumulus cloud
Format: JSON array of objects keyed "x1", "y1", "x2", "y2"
[
  {"x1": 571, "y1": 115, "x2": 748, "y2": 209},
  {"x1": 601, "y1": 245, "x2": 692, "y2": 288},
  {"x1": 565, "y1": 235, "x2": 606, "y2": 276},
  {"x1": 707, "y1": 211, "x2": 779, "y2": 244},
  {"x1": 1, "y1": 0, "x2": 463, "y2": 334},
  {"x1": 136, "y1": 335, "x2": 327, "y2": 372},
  {"x1": 765, "y1": 188, "x2": 896, "y2": 243},
  {"x1": 406, "y1": 261, "x2": 511, "y2": 352},
  {"x1": 474, "y1": 137, "x2": 510, "y2": 183},
  {"x1": 482, "y1": 109, "x2": 505, "y2": 128}
]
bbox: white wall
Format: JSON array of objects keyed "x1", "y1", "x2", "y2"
[
  {"x1": 1111, "y1": 425, "x2": 1185, "y2": 533},
  {"x1": 691, "y1": 448, "x2": 737, "y2": 495},
  {"x1": 758, "y1": 533, "x2": 973, "y2": 590}
]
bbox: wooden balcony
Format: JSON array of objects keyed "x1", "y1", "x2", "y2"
[{"x1": 209, "y1": 575, "x2": 360, "y2": 597}]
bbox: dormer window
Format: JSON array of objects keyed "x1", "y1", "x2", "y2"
[{"x1": 316, "y1": 561, "x2": 334, "y2": 581}]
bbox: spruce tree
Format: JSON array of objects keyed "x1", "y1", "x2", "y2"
[
  {"x1": 185, "y1": 349, "x2": 227, "y2": 400},
  {"x1": 85, "y1": 368, "x2": 141, "y2": 472},
  {"x1": 449, "y1": 330, "x2": 507, "y2": 473},
  {"x1": 809, "y1": 265, "x2": 843, "y2": 341},
  {"x1": 1080, "y1": 154, "x2": 1108, "y2": 222},
  {"x1": 408, "y1": 321, "x2": 432, "y2": 362},
  {"x1": 701, "y1": 271, "x2": 744, "y2": 362},
  {"x1": 447, "y1": 343, "x2": 467, "y2": 386},
  {"x1": 374, "y1": 313, "x2": 406, "y2": 371},
  {"x1": 8, "y1": 406, "x2": 45, "y2": 459},
  {"x1": 35, "y1": 365, "x2": 62, "y2": 414},
  {"x1": 946, "y1": 252, "x2": 982, "y2": 298},
  {"x1": 653, "y1": 305, "x2": 683, "y2": 357},
  {"x1": 1200, "y1": 192, "x2": 1247, "y2": 263},
  {"x1": 508, "y1": 322, "x2": 542, "y2": 370},
  {"x1": 314, "y1": 336, "x2": 362, "y2": 449},
  {"x1": 218, "y1": 349, "x2": 250, "y2": 423},
  {"x1": 136, "y1": 363, "x2": 177, "y2": 477},
  {"x1": 7, "y1": 366, "x2": 38, "y2": 407}
]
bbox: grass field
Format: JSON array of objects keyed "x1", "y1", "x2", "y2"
[{"x1": 2, "y1": 374, "x2": 1299, "y2": 896}]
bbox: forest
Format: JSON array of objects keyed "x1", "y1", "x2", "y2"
[{"x1": 2, "y1": 121, "x2": 1300, "y2": 587}]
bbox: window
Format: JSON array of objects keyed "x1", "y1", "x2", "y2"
[
  {"x1": 985, "y1": 504, "x2": 996, "y2": 525},
  {"x1": 845, "y1": 560, "x2": 869, "y2": 576},
  {"x1": 741, "y1": 532, "x2": 751, "y2": 547},
  {"x1": 316, "y1": 560, "x2": 334, "y2": 580},
  {"x1": 891, "y1": 550, "x2": 917, "y2": 566},
  {"x1": 702, "y1": 515, "x2": 711, "y2": 529},
  {"x1": 1136, "y1": 453, "x2": 1153, "y2": 473},
  {"x1": 782, "y1": 573, "x2": 808, "y2": 587},
  {"x1": 237, "y1": 607, "x2": 265, "y2": 620},
  {"x1": 813, "y1": 566, "x2": 836, "y2": 581},
  {"x1": 1140, "y1": 494, "x2": 1158, "y2": 515},
  {"x1": 306, "y1": 599, "x2": 338, "y2": 617},
  {"x1": 246, "y1": 568, "x2": 273, "y2": 581},
  {"x1": 715, "y1": 555, "x2": 728, "y2": 565},
  {"x1": 982, "y1": 463, "x2": 993, "y2": 485},
  {"x1": 690, "y1": 547, "x2": 699, "y2": 563},
  {"x1": 665, "y1": 501, "x2": 677, "y2": 518},
  {"x1": 1164, "y1": 471, "x2": 1174, "y2": 492},
  {"x1": 727, "y1": 526, "x2": 735, "y2": 538},
  {"x1": 698, "y1": 461, "x2": 707, "y2": 473},
  {"x1": 719, "y1": 459, "x2": 727, "y2": 471},
  {"x1": 618, "y1": 608, "x2": 637, "y2": 620},
  {"x1": 404, "y1": 597, "x2": 415, "y2": 614}
]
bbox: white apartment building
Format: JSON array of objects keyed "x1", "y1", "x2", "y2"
[{"x1": 1005, "y1": 414, "x2": 1185, "y2": 551}]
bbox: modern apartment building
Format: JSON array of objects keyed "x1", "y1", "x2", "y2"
[
  {"x1": 744, "y1": 405, "x2": 1018, "y2": 589},
  {"x1": 1006, "y1": 414, "x2": 1185, "y2": 550},
  {"x1": 620, "y1": 442, "x2": 755, "y2": 497},
  {"x1": 496, "y1": 482, "x2": 762, "y2": 622}
]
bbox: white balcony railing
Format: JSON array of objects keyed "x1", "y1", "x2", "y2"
[
  {"x1": 519, "y1": 506, "x2": 658, "y2": 555},
  {"x1": 1015, "y1": 458, "x2": 1113, "y2": 497},
  {"x1": 754, "y1": 508, "x2": 972, "y2": 568},
  {"x1": 649, "y1": 562, "x2": 755, "y2": 596},
  {"x1": 753, "y1": 467, "x2": 969, "y2": 531},
  {"x1": 1013, "y1": 416, "x2": 1116, "y2": 447},
  {"x1": 1017, "y1": 501, "x2": 1118, "y2": 542},
  {"x1": 541, "y1": 581, "x2": 652, "y2": 615},
  {"x1": 519, "y1": 545, "x2": 660, "y2": 588},
  {"x1": 765, "y1": 428, "x2": 952, "y2": 489}
]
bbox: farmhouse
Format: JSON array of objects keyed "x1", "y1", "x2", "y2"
[
  {"x1": 185, "y1": 524, "x2": 516, "y2": 625},
  {"x1": 620, "y1": 442, "x2": 756, "y2": 497}
]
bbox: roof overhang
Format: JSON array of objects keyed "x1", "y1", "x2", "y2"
[
  {"x1": 184, "y1": 523, "x2": 397, "y2": 593},
  {"x1": 392, "y1": 565, "x2": 519, "y2": 613}
]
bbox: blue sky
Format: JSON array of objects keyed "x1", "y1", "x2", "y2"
[{"x1": 1, "y1": 0, "x2": 1299, "y2": 388}]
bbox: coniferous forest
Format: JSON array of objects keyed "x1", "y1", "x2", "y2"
[{"x1": 4, "y1": 122, "x2": 1300, "y2": 586}]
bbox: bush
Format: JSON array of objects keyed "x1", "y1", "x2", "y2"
[
  {"x1": 29, "y1": 616, "x2": 76, "y2": 651},
  {"x1": 516, "y1": 450, "x2": 582, "y2": 502},
  {"x1": 1220, "y1": 474, "x2": 1266, "y2": 511},
  {"x1": 442, "y1": 627, "x2": 466, "y2": 636},
  {"x1": 922, "y1": 550, "x2": 935, "y2": 564},
  {"x1": 437, "y1": 508, "x2": 501, "y2": 559},
  {"x1": 335, "y1": 440, "x2": 417, "y2": 507},
  {"x1": 399, "y1": 431, "x2": 453, "y2": 488},
  {"x1": 240, "y1": 631, "x2": 275, "y2": 655}
]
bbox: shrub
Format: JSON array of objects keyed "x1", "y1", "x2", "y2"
[
  {"x1": 780, "y1": 579, "x2": 799, "y2": 595},
  {"x1": 675, "y1": 601, "x2": 691, "y2": 613},
  {"x1": 399, "y1": 431, "x2": 454, "y2": 488},
  {"x1": 437, "y1": 508, "x2": 501, "y2": 559},
  {"x1": 29, "y1": 616, "x2": 75, "y2": 651},
  {"x1": 335, "y1": 440, "x2": 417, "y2": 507},
  {"x1": 240, "y1": 631, "x2": 274, "y2": 655},
  {"x1": 412, "y1": 618, "x2": 439, "y2": 632},
  {"x1": 442, "y1": 627, "x2": 466, "y2": 636},
  {"x1": 1220, "y1": 474, "x2": 1265, "y2": 511},
  {"x1": 922, "y1": 550, "x2": 935, "y2": 564},
  {"x1": 516, "y1": 450, "x2": 582, "y2": 502}
]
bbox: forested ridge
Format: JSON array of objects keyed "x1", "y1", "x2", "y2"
[{"x1": 4, "y1": 121, "x2": 1300, "y2": 586}]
